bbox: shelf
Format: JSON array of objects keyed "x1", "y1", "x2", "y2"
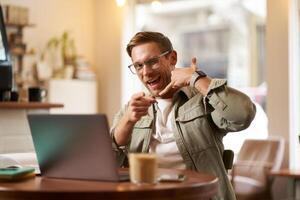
[
  {"x1": 0, "y1": 102, "x2": 64, "y2": 109},
  {"x1": 11, "y1": 50, "x2": 35, "y2": 57},
  {"x1": 4, "y1": 18, "x2": 36, "y2": 89},
  {"x1": 5, "y1": 22, "x2": 35, "y2": 28}
]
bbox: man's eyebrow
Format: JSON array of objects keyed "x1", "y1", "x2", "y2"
[
  {"x1": 147, "y1": 56, "x2": 158, "y2": 61},
  {"x1": 133, "y1": 56, "x2": 157, "y2": 64}
]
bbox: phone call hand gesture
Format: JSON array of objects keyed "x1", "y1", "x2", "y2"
[{"x1": 159, "y1": 57, "x2": 197, "y2": 97}]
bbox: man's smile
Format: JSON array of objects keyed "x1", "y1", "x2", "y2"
[{"x1": 146, "y1": 76, "x2": 161, "y2": 90}]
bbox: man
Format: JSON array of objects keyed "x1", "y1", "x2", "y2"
[{"x1": 110, "y1": 31, "x2": 256, "y2": 199}]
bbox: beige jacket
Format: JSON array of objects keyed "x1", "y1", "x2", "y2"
[{"x1": 111, "y1": 79, "x2": 256, "y2": 200}]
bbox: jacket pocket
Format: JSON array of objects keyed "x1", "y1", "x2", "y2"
[
  {"x1": 191, "y1": 146, "x2": 224, "y2": 177},
  {"x1": 176, "y1": 105, "x2": 207, "y2": 122},
  {"x1": 175, "y1": 105, "x2": 214, "y2": 151},
  {"x1": 130, "y1": 117, "x2": 153, "y2": 153}
]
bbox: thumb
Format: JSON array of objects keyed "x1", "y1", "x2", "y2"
[
  {"x1": 133, "y1": 92, "x2": 145, "y2": 100},
  {"x1": 137, "y1": 92, "x2": 145, "y2": 98},
  {"x1": 191, "y1": 57, "x2": 197, "y2": 71}
]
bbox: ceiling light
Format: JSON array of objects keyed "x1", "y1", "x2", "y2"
[
  {"x1": 151, "y1": 1, "x2": 162, "y2": 10},
  {"x1": 116, "y1": 0, "x2": 126, "y2": 7}
]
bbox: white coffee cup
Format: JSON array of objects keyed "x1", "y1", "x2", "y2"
[{"x1": 129, "y1": 153, "x2": 157, "y2": 184}]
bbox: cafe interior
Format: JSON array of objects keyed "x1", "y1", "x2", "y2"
[{"x1": 0, "y1": 0, "x2": 299, "y2": 199}]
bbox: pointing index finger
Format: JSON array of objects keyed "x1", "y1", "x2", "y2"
[
  {"x1": 132, "y1": 92, "x2": 145, "y2": 100},
  {"x1": 159, "y1": 81, "x2": 174, "y2": 96}
]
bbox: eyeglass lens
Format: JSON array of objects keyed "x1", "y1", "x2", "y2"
[{"x1": 129, "y1": 50, "x2": 170, "y2": 74}]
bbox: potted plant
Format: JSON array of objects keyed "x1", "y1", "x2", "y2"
[{"x1": 40, "y1": 31, "x2": 77, "y2": 79}]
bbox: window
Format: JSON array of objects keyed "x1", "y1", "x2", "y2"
[
  {"x1": 122, "y1": 0, "x2": 267, "y2": 154},
  {"x1": 289, "y1": 0, "x2": 300, "y2": 169}
]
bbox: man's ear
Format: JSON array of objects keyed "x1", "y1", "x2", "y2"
[{"x1": 170, "y1": 50, "x2": 177, "y2": 66}]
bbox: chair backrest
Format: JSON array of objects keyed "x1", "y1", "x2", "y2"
[{"x1": 234, "y1": 138, "x2": 284, "y2": 184}]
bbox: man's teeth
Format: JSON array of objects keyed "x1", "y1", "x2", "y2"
[{"x1": 148, "y1": 78, "x2": 158, "y2": 84}]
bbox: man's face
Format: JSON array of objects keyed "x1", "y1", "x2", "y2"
[{"x1": 131, "y1": 42, "x2": 177, "y2": 97}]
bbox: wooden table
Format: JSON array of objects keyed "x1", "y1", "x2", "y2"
[
  {"x1": 269, "y1": 169, "x2": 300, "y2": 199},
  {"x1": 0, "y1": 102, "x2": 63, "y2": 109},
  {"x1": 0, "y1": 168, "x2": 218, "y2": 200}
]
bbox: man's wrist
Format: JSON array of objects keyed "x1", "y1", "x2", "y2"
[
  {"x1": 190, "y1": 70, "x2": 207, "y2": 87},
  {"x1": 124, "y1": 112, "x2": 137, "y2": 125}
]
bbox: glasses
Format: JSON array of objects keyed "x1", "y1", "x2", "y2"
[{"x1": 128, "y1": 50, "x2": 171, "y2": 74}]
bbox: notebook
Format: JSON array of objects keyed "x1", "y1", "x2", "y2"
[
  {"x1": 0, "y1": 166, "x2": 35, "y2": 181},
  {"x1": 27, "y1": 114, "x2": 128, "y2": 182}
]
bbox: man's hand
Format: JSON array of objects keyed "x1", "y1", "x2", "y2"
[
  {"x1": 126, "y1": 92, "x2": 156, "y2": 123},
  {"x1": 159, "y1": 57, "x2": 197, "y2": 96},
  {"x1": 114, "y1": 92, "x2": 156, "y2": 146}
]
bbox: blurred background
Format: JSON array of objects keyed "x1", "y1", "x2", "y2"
[{"x1": 0, "y1": 1, "x2": 299, "y2": 198}]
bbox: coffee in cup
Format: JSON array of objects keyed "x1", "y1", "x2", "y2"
[{"x1": 129, "y1": 153, "x2": 157, "y2": 184}]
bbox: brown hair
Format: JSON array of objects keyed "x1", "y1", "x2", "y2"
[{"x1": 126, "y1": 31, "x2": 173, "y2": 57}]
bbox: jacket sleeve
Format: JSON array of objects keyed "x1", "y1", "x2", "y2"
[
  {"x1": 205, "y1": 79, "x2": 256, "y2": 132},
  {"x1": 110, "y1": 104, "x2": 129, "y2": 167}
]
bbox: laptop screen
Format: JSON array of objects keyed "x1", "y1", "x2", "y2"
[{"x1": 27, "y1": 114, "x2": 121, "y2": 181}]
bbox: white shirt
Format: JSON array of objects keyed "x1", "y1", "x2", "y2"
[{"x1": 149, "y1": 98, "x2": 186, "y2": 169}]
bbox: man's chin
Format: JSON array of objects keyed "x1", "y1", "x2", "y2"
[
  {"x1": 148, "y1": 90, "x2": 160, "y2": 97},
  {"x1": 145, "y1": 85, "x2": 160, "y2": 96},
  {"x1": 159, "y1": 88, "x2": 179, "y2": 99},
  {"x1": 149, "y1": 91, "x2": 173, "y2": 99},
  {"x1": 147, "y1": 87, "x2": 176, "y2": 98}
]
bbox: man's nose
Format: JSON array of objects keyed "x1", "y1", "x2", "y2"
[{"x1": 142, "y1": 64, "x2": 154, "y2": 75}]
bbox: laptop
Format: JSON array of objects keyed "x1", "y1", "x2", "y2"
[{"x1": 27, "y1": 114, "x2": 128, "y2": 182}]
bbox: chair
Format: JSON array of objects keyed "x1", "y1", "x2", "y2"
[{"x1": 231, "y1": 138, "x2": 285, "y2": 200}]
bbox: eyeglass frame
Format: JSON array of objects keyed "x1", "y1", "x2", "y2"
[{"x1": 128, "y1": 50, "x2": 172, "y2": 74}]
